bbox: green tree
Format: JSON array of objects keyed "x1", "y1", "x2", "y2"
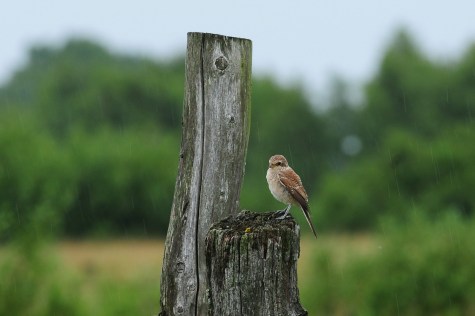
[
  {"x1": 0, "y1": 110, "x2": 75, "y2": 242},
  {"x1": 0, "y1": 39, "x2": 185, "y2": 137}
]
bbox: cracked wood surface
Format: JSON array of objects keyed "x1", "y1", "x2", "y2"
[
  {"x1": 159, "y1": 32, "x2": 252, "y2": 316},
  {"x1": 206, "y1": 211, "x2": 308, "y2": 316}
]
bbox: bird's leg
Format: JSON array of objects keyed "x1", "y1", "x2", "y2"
[{"x1": 275, "y1": 204, "x2": 291, "y2": 219}]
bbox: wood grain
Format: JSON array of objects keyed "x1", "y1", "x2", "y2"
[
  {"x1": 160, "y1": 32, "x2": 252, "y2": 316},
  {"x1": 206, "y1": 211, "x2": 308, "y2": 316}
]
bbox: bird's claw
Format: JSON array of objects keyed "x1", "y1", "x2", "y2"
[
  {"x1": 276, "y1": 213, "x2": 288, "y2": 220},
  {"x1": 274, "y1": 206, "x2": 290, "y2": 219}
]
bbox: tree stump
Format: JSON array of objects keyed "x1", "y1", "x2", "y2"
[{"x1": 205, "y1": 210, "x2": 308, "y2": 316}]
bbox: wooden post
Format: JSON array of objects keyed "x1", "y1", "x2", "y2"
[
  {"x1": 160, "y1": 33, "x2": 252, "y2": 315},
  {"x1": 206, "y1": 211, "x2": 308, "y2": 316}
]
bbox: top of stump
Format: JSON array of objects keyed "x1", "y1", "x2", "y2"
[{"x1": 209, "y1": 210, "x2": 298, "y2": 238}]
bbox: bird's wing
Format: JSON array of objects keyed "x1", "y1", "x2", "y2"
[
  {"x1": 279, "y1": 168, "x2": 318, "y2": 239},
  {"x1": 278, "y1": 167, "x2": 309, "y2": 206}
]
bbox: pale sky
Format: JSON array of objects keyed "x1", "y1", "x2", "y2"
[{"x1": 2, "y1": 0, "x2": 475, "y2": 96}]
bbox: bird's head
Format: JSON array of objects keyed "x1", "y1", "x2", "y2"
[{"x1": 268, "y1": 155, "x2": 289, "y2": 169}]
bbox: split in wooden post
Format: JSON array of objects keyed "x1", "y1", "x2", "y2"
[{"x1": 205, "y1": 210, "x2": 308, "y2": 316}]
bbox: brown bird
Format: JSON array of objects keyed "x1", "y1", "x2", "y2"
[{"x1": 266, "y1": 154, "x2": 317, "y2": 238}]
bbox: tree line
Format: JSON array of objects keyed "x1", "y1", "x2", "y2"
[{"x1": 1, "y1": 29, "x2": 474, "y2": 239}]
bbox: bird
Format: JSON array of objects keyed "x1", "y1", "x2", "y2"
[{"x1": 266, "y1": 154, "x2": 317, "y2": 239}]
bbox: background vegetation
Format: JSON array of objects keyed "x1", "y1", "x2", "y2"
[{"x1": 1, "y1": 29, "x2": 474, "y2": 314}]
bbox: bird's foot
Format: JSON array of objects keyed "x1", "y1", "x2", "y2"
[{"x1": 274, "y1": 205, "x2": 291, "y2": 219}]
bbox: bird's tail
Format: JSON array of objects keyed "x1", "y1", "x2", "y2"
[{"x1": 301, "y1": 205, "x2": 318, "y2": 239}]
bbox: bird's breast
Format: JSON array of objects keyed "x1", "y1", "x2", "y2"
[{"x1": 266, "y1": 168, "x2": 294, "y2": 205}]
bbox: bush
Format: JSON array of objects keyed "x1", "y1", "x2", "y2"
[
  {"x1": 304, "y1": 212, "x2": 475, "y2": 315},
  {"x1": 0, "y1": 110, "x2": 75, "y2": 242},
  {"x1": 0, "y1": 245, "x2": 84, "y2": 316},
  {"x1": 316, "y1": 127, "x2": 475, "y2": 231},
  {"x1": 0, "y1": 109, "x2": 179, "y2": 239},
  {"x1": 0, "y1": 240, "x2": 159, "y2": 316},
  {"x1": 63, "y1": 128, "x2": 179, "y2": 236}
]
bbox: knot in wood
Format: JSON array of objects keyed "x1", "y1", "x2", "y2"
[
  {"x1": 214, "y1": 56, "x2": 229, "y2": 71},
  {"x1": 175, "y1": 262, "x2": 185, "y2": 274}
]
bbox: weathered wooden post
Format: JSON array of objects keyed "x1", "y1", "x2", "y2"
[
  {"x1": 160, "y1": 32, "x2": 307, "y2": 315},
  {"x1": 160, "y1": 32, "x2": 252, "y2": 315},
  {"x1": 206, "y1": 211, "x2": 307, "y2": 315}
]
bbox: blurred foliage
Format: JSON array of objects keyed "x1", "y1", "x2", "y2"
[
  {"x1": 64, "y1": 128, "x2": 178, "y2": 236},
  {"x1": 0, "y1": 28, "x2": 475, "y2": 238},
  {"x1": 317, "y1": 126, "x2": 475, "y2": 231},
  {"x1": 0, "y1": 110, "x2": 75, "y2": 243},
  {"x1": 0, "y1": 242, "x2": 84, "y2": 316},
  {"x1": 0, "y1": 111, "x2": 178, "y2": 239},
  {"x1": 0, "y1": 37, "x2": 333, "y2": 238},
  {"x1": 0, "y1": 242, "x2": 159, "y2": 316},
  {"x1": 302, "y1": 212, "x2": 475, "y2": 315},
  {"x1": 1, "y1": 28, "x2": 474, "y2": 315},
  {"x1": 2, "y1": 212, "x2": 473, "y2": 315},
  {"x1": 2, "y1": 40, "x2": 184, "y2": 135},
  {"x1": 315, "y1": 29, "x2": 475, "y2": 231}
]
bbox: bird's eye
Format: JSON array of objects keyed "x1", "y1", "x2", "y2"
[{"x1": 276, "y1": 162, "x2": 282, "y2": 166}]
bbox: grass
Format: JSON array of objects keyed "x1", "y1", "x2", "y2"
[
  {"x1": 0, "y1": 234, "x2": 375, "y2": 315},
  {"x1": 55, "y1": 239, "x2": 165, "y2": 281},
  {"x1": 298, "y1": 233, "x2": 378, "y2": 313},
  {"x1": 77, "y1": 235, "x2": 374, "y2": 312},
  {"x1": 0, "y1": 239, "x2": 165, "y2": 315},
  {"x1": 300, "y1": 233, "x2": 376, "y2": 268},
  {"x1": 53, "y1": 234, "x2": 375, "y2": 294},
  {"x1": 3, "y1": 214, "x2": 473, "y2": 315},
  {"x1": 52, "y1": 239, "x2": 165, "y2": 315}
]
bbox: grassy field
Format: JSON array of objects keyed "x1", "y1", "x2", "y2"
[
  {"x1": 53, "y1": 234, "x2": 375, "y2": 283},
  {"x1": 0, "y1": 234, "x2": 377, "y2": 314},
  {"x1": 55, "y1": 239, "x2": 165, "y2": 281},
  {"x1": 3, "y1": 214, "x2": 473, "y2": 315},
  {"x1": 0, "y1": 233, "x2": 380, "y2": 315},
  {"x1": 52, "y1": 239, "x2": 166, "y2": 315},
  {"x1": 54, "y1": 233, "x2": 375, "y2": 279},
  {"x1": 44, "y1": 234, "x2": 375, "y2": 314}
]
